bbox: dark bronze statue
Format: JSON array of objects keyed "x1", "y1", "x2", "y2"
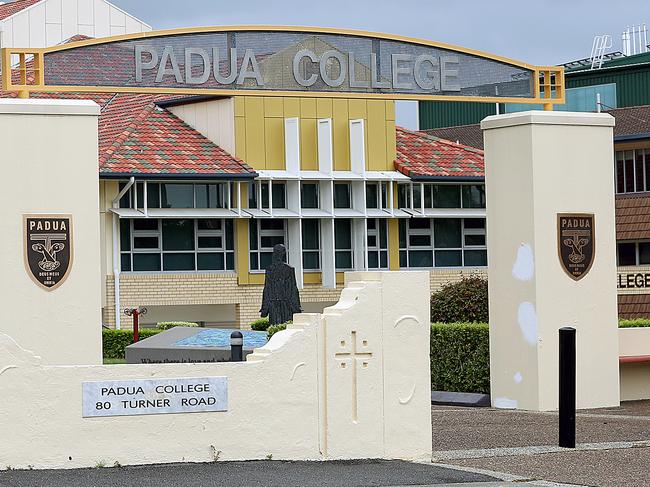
[{"x1": 260, "y1": 244, "x2": 302, "y2": 325}]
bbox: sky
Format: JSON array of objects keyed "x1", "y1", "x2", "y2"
[{"x1": 110, "y1": 0, "x2": 649, "y2": 128}]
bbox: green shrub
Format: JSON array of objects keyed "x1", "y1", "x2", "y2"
[
  {"x1": 102, "y1": 329, "x2": 161, "y2": 359},
  {"x1": 430, "y1": 322, "x2": 490, "y2": 394},
  {"x1": 249, "y1": 317, "x2": 270, "y2": 331},
  {"x1": 157, "y1": 321, "x2": 198, "y2": 330},
  {"x1": 430, "y1": 276, "x2": 489, "y2": 323},
  {"x1": 267, "y1": 322, "x2": 291, "y2": 339},
  {"x1": 619, "y1": 319, "x2": 650, "y2": 328}
]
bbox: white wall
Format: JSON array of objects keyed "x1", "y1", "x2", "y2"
[{"x1": 0, "y1": 0, "x2": 151, "y2": 49}]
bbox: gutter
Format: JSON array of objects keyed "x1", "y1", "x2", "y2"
[
  {"x1": 100, "y1": 172, "x2": 258, "y2": 181},
  {"x1": 614, "y1": 133, "x2": 650, "y2": 142},
  {"x1": 110, "y1": 177, "x2": 135, "y2": 330},
  {"x1": 407, "y1": 175, "x2": 485, "y2": 182}
]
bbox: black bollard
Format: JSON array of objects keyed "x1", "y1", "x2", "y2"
[
  {"x1": 559, "y1": 327, "x2": 576, "y2": 448},
  {"x1": 230, "y1": 331, "x2": 243, "y2": 362}
]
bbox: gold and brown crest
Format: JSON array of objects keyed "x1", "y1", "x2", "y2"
[
  {"x1": 557, "y1": 213, "x2": 595, "y2": 281},
  {"x1": 23, "y1": 215, "x2": 73, "y2": 291}
]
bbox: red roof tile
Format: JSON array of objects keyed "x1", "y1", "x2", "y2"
[
  {"x1": 395, "y1": 126, "x2": 484, "y2": 180},
  {"x1": 0, "y1": 0, "x2": 40, "y2": 21}
]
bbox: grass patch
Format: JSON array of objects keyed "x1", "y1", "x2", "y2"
[{"x1": 103, "y1": 358, "x2": 126, "y2": 365}]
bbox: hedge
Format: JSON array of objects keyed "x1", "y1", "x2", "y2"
[
  {"x1": 430, "y1": 276, "x2": 489, "y2": 323},
  {"x1": 250, "y1": 317, "x2": 270, "y2": 331},
  {"x1": 430, "y1": 323, "x2": 490, "y2": 394},
  {"x1": 157, "y1": 322, "x2": 198, "y2": 330},
  {"x1": 619, "y1": 319, "x2": 650, "y2": 328},
  {"x1": 103, "y1": 329, "x2": 161, "y2": 359}
]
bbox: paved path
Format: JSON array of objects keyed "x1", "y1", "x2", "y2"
[
  {"x1": 0, "y1": 460, "x2": 543, "y2": 487},
  {"x1": 431, "y1": 400, "x2": 650, "y2": 487}
]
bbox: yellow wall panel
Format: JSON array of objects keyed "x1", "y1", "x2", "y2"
[
  {"x1": 316, "y1": 98, "x2": 333, "y2": 118},
  {"x1": 300, "y1": 97, "x2": 317, "y2": 118},
  {"x1": 386, "y1": 120, "x2": 397, "y2": 168},
  {"x1": 264, "y1": 97, "x2": 284, "y2": 117},
  {"x1": 236, "y1": 219, "x2": 250, "y2": 285},
  {"x1": 388, "y1": 219, "x2": 400, "y2": 271},
  {"x1": 234, "y1": 96, "x2": 245, "y2": 117},
  {"x1": 300, "y1": 118, "x2": 318, "y2": 170},
  {"x1": 240, "y1": 181, "x2": 250, "y2": 209},
  {"x1": 385, "y1": 100, "x2": 395, "y2": 121},
  {"x1": 264, "y1": 118, "x2": 285, "y2": 170},
  {"x1": 283, "y1": 97, "x2": 300, "y2": 118},
  {"x1": 244, "y1": 96, "x2": 266, "y2": 168},
  {"x1": 367, "y1": 99, "x2": 387, "y2": 171},
  {"x1": 234, "y1": 116, "x2": 247, "y2": 161},
  {"x1": 303, "y1": 273, "x2": 322, "y2": 285},
  {"x1": 332, "y1": 99, "x2": 350, "y2": 171},
  {"x1": 348, "y1": 99, "x2": 367, "y2": 119}
]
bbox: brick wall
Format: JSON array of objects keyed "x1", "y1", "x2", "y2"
[{"x1": 102, "y1": 268, "x2": 488, "y2": 329}]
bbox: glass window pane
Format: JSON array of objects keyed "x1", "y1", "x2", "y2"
[
  {"x1": 301, "y1": 183, "x2": 319, "y2": 209},
  {"x1": 136, "y1": 182, "x2": 144, "y2": 208},
  {"x1": 198, "y1": 219, "x2": 222, "y2": 231},
  {"x1": 616, "y1": 157, "x2": 625, "y2": 194},
  {"x1": 399, "y1": 220, "x2": 407, "y2": 248},
  {"x1": 413, "y1": 184, "x2": 421, "y2": 208},
  {"x1": 409, "y1": 250, "x2": 433, "y2": 267},
  {"x1": 368, "y1": 251, "x2": 379, "y2": 269},
  {"x1": 226, "y1": 253, "x2": 234, "y2": 270},
  {"x1": 367, "y1": 218, "x2": 376, "y2": 230},
  {"x1": 464, "y1": 250, "x2": 488, "y2": 266},
  {"x1": 119, "y1": 182, "x2": 132, "y2": 209},
  {"x1": 120, "y1": 253, "x2": 131, "y2": 272},
  {"x1": 640, "y1": 243, "x2": 650, "y2": 265},
  {"x1": 161, "y1": 184, "x2": 194, "y2": 208},
  {"x1": 423, "y1": 184, "x2": 432, "y2": 208},
  {"x1": 334, "y1": 183, "x2": 351, "y2": 209},
  {"x1": 133, "y1": 253, "x2": 160, "y2": 271},
  {"x1": 261, "y1": 235, "x2": 285, "y2": 248},
  {"x1": 409, "y1": 234, "x2": 431, "y2": 247},
  {"x1": 225, "y1": 220, "x2": 234, "y2": 250},
  {"x1": 435, "y1": 250, "x2": 462, "y2": 267},
  {"x1": 260, "y1": 252, "x2": 273, "y2": 270},
  {"x1": 398, "y1": 185, "x2": 410, "y2": 208},
  {"x1": 645, "y1": 150, "x2": 650, "y2": 193},
  {"x1": 379, "y1": 220, "x2": 388, "y2": 248},
  {"x1": 625, "y1": 151, "x2": 634, "y2": 193},
  {"x1": 433, "y1": 185, "x2": 460, "y2": 208},
  {"x1": 381, "y1": 183, "x2": 388, "y2": 208},
  {"x1": 133, "y1": 236, "x2": 159, "y2": 249},
  {"x1": 409, "y1": 218, "x2": 430, "y2": 230},
  {"x1": 120, "y1": 219, "x2": 131, "y2": 252},
  {"x1": 260, "y1": 219, "x2": 285, "y2": 231},
  {"x1": 366, "y1": 183, "x2": 378, "y2": 208},
  {"x1": 198, "y1": 236, "x2": 222, "y2": 248},
  {"x1": 303, "y1": 251, "x2": 320, "y2": 270},
  {"x1": 434, "y1": 219, "x2": 462, "y2": 248},
  {"x1": 380, "y1": 251, "x2": 388, "y2": 268},
  {"x1": 261, "y1": 184, "x2": 270, "y2": 208},
  {"x1": 462, "y1": 185, "x2": 486, "y2": 208},
  {"x1": 133, "y1": 219, "x2": 158, "y2": 231},
  {"x1": 618, "y1": 243, "x2": 636, "y2": 266},
  {"x1": 272, "y1": 183, "x2": 286, "y2": 209},
  {"x1": 636, "y1": 151, "x2": 645, "y2": 193},
  {"x1": 465, "y1": 234, "x2": 486, "y2": 246},
  {"x1": 464, "y1": 218, "x2": 485, "y2": 229},
  {"x1": 196, "y1": 184, "x2": 224, "y2": 209},
  {"x1": 163, "y1": 253, "x2": 195, "y2": 271},
  {"x1": 335, "y1": 251, "x2": 352, "y2": 269},
  {"x1": 162, "y1": 219, "x2": 194, "y2": 251},
  {"x1": 368, "y1": 234, "x2": 377, "y2": 247},
  {"x1": 249, "y1": 252, "x2": 259, "y2": 270},
  {"x1": 399, "y1": 250, "x2": 407, "y2": 267},
  {"x1": 197, "y1": 253, "x2": 225, "y2": 270},
  {"x1": 248, "y1": 181, "x2": 258, "y2": 209},
  {"x1": 249, "y1": 220, "x2": 258, "y2": 250},
  {"x1": 302, "y1": 220, "x2": 320, "y2": 250},
  {"x1": 335, "y1": 219, "x2": 352, "y2": 249},
  {"x1": 147, "y1": 183, "x2": 160, "y2": 208}
]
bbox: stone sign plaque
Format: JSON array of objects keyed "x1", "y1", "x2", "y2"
[
  {"x1": 23, "y1": 215, "x2": 73, "y2": 291},
  {"x1": 82, "y1": 377, "x2": 228, "y2": 417},
  {"x1": 557, "y1": 213, "x2": 595, "y2": 281}
]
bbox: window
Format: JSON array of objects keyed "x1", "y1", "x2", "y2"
[
  {"x1": 367, "y1": 219, "x2": 388, "y2": 269},
  {"x1": 617, "y1": 242, "x2": 650, "y2": 266},
  {"x1": 249, "y1": 219, "x2": 286, "y2": 271},
  {"x1": 195, "y1": 184, "x2": 227, "y2": 208},
  {"x1": 120, "y1": 182, "x2": 231, "y2": 209},
  {"x1": 262, "y1": 182, "x2": 286, "y2": 209},
  {"x1": 398, "y1": 218, "x2": 487, "y2": 268},
  {"x1": 397, "y1": 184, "x2": 484, "y2": 209},
  {"x1": 366, "y1": 182, "x2": 389, "y2": 209},
  {"x1": 615, "y1": 149, "x2": 650, "y2": 194},
  {"x1": 335, "y1": 219, "x2": 353, "y2": 269},
  {"x1": 433, "y1": 185, "x2": 460, "y2": 208},
  {"x1": 301, "y1": 183, "x2": 319, "y2": 209},
  {"x1": 161, "y1": 184, "x2": 194, "y2": 208},
  {"x1": 462, "y1": 185, "x2": 486, "y2": 209},
  {"x1": 334, "y1": 183, "x2": 351, "y2": 209},
  {"x1": 302, "y1": 219, "x2": 321, "y2": 270},
  {"x1": 120, "y1": 219, "x2": 235, "y2": 272}
]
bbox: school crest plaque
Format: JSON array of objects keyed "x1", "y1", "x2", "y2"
[
  {"x1": 557, "y1": 213, "x2": 595, "y2": 281},
  {"x1": 23, "y1": 215, "x2": 73, "y2": 291}
]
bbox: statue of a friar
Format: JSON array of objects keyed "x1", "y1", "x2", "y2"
[{"x1": 260, "y1": 244, "x2": 302, "y2": 325}]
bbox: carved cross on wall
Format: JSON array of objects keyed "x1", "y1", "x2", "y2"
[{"x1": 334, "y1": 330, "x2": 373, "y2": 422}]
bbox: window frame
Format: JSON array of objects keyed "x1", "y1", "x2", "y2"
[{"x1": 249, "y1": 219, "x2": 288, "y2": 272}]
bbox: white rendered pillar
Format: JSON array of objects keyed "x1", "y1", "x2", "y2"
[
  {"x1": 482, "y1": 111, "x2": 619, "y2": 411},
  {"x1": 0, "y1": 99, "x2": 102, "y2": 365}
]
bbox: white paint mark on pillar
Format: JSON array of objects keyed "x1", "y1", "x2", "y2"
[
  {"x1": 512, "y1": 243, "x2": 534, "y2": 281},
  {"x1": 513, "y1": 372, "x2": 523, "y2": 384},
  {"x1": 518, "y1": 302, "x2": 538, "y2": 346},
  {"x1": 494, "y1": 397, "x2": 518, "y2": 409}
]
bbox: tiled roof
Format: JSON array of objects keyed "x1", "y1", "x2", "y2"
[
  {"x1": 99, "y1": 95, "x2": 254, "y2": 178},
  {"x1": 0, "y1": 0, "x2": 40, "y2": 21},
  {"x1": 606, "y1": 105, "x2": 650, "y2": 138},
  {"x1": 422, "y1": 124, "x2": 483, "y2": 150},
  {"x1": 394, "y1": 126, "x2": 484, "y2": 180},
  {"x1": 615, "y1": 193, "x2": 650, "y2": 240}
]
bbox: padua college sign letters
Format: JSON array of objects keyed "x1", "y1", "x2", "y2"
[{"x1": 23, "y1": 215, "x2": 73, "y2": 291}]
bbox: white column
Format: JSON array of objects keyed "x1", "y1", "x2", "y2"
[
  {"x1": 285, "y1": 117, "x2": 301, "y2": 175},
  {"x1": 287, "y1": 219, "x2": 304, "y2": 289},
  {"x1": 321, "y1": 218, "x2": 336, "y2": 289},
  {"x1": 482, "y1": 111, "x2": 619, "y2": 411},
  {"x1": 317, "y1": 118, "x2": 333, "y2": 175}
]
